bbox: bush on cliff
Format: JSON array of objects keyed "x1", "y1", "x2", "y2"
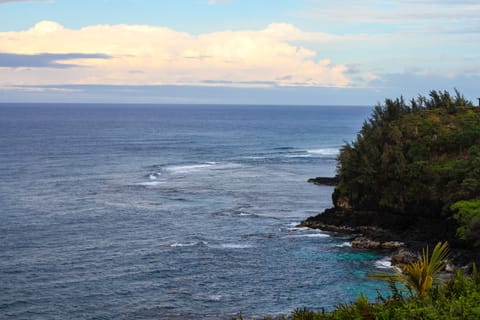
[
  {"x1": 333, "y1": 90, "x2": 480, "y2": 246},
  {"x1": 451, "y1": 199, "x2": 480, "y2": 247}
]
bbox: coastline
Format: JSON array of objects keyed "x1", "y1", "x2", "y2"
[{"x1": 302, "y1": 177, "x2": 479, "y2": 268}]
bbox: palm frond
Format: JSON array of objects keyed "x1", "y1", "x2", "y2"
[{"x1": 369, "y1": 242, "x2": 449, "y2": 297}]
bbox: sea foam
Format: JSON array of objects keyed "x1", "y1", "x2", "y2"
[
  {"x1": 306, "y1": 148, "x2": 340, "y2": 157},
  {"x1": 287, "y1": 233, "x2": 330, "y2": 238},
  {"x1": 336, "y1": 242, "x2": 353, "y2": 248},
  {"x1": 136, "y1": 181, "x2": 165, "y2": 187},
  {"x1": 163, "y1": 162, "x2": 241, "y2": 174},
  {"x1": 375, "y1": 256, "x2": 393, "y2": 269},
  {"x1": 169, "y1": 241, "x2": 208, "y2": 248}
]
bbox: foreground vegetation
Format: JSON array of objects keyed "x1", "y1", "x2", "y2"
[
  {"x1": 290, "y1": 243, "x2": 479, "y2": 320},
  {"x1": 333, "y1": 90, "x2": 480, "y2": 246},
  {"x1": 234, "y1": 243, "x2": 480, "y2": 320}
]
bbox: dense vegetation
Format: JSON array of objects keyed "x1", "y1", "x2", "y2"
[{"x1": 333, "y1": 90, "x2": 480, "y2": 246}]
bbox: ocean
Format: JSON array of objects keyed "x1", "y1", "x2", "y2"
[{"x1": 0, "y1": 103, "x2": 389, "y2": 319}]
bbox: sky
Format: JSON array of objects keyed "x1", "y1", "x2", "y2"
[{"x1": 0, "y1": 0, "x2": 479, "y2": 105}]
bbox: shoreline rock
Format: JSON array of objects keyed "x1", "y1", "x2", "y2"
[
  {"x1": 391, "y1": 249, "x2": 418, "y2": 266},
  {"x1": 299, "y1": 206, "x2": 480, "y2": 267},
  {"x1": 307, "y1": 176, "x2": 339, "y2": 186},
  {"x1": 300, "y1": 207, "x2": 455, "y2": 246},
  {"x1": 351, "y1": 236, "x2": 404, "y2": 250}
]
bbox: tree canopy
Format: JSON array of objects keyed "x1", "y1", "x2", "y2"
[{"x1": 334, "y1": 90, "x2": 480, "y2": 245}]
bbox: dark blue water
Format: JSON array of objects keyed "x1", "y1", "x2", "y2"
[{"x1": 0, "y1": 104, "x2": 388, "y2": 319}]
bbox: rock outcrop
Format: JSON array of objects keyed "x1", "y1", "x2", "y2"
[
  {"x1": 307, "y1": 176, "x2": 339, "y2": 186},
  {"x1": 351, "y1": 237, "x2": 403, "y2": 250}
]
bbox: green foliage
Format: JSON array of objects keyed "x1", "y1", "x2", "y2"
[
  {"x1": 291, "y1": 307, "x2": 324, "y2": 320},
  {"x1": 451, "y1": 199, "x2": 480, "y2": 247},
  {"x1": 327, "y1": 267, "x2": 480, "y2": 320},
  {"x1": 335, "y1": 89, "x2": 480, "y2": 244},
  {"x1": 370, "y1": 242, "x2": 449, "y2": 297}
]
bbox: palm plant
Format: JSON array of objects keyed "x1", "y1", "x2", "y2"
[{"x1": 371, "y1": 242, "x2": 449, "y2": 297}]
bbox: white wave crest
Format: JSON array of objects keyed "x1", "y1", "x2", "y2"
[
  {"x1": 283, "y1": 224, "x2": 325, "y2": 233},
  {"x1": 306, "y1": 148, "x2": 340, "y2": 157},
  {"x1": 164, "y1": 162, "x2": 241, "y2": 174},
  {"x1": 194, "y1": 294, "x2": 222, "y2": 302},
  {"x1": 287, "y1": 233, "x2": 330, "y2": 238},
  {"x1": 136, "y1": 181, "x2": 165, "y2": 187},
  {"x1": 148, "y1": 173, "x2": 161, "y2": 180},
  {"x1": 243, "y1": 156, "x2": 268, "y2": 160},
  {"x1": 336, "y1": 241, "x2": 352, "y2": 248},
  {"x1": 170, "y1": 241, "x2": 208, "y2": 248},
  {"x1": 375, "y1": 256, "x2": 393, "y2": 269},
  {"x1": 284, "y1": 154, "x2": 312, "y2": 158}
]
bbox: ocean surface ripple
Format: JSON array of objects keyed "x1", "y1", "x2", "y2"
[{"x1": 0, "y1": 104, "x2": 387, "y2": 319}]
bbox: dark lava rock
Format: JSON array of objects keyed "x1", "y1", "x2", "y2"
[
  {"x1": 307, "y1": 176, "x2": 339, "y2": 186},
  {"x1": 391, "y1": 249, "x2": 418, "y2": 266},
  {"x1": 351, "y1": 237, "x2": 404, "y2": 250},
  {"x1": 300, "y1": 207, "x2": 456, "y2": 249}
]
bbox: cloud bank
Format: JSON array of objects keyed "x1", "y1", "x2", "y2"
[
  {"x1": 0, "y1": 21, "x2": 352, "y2": 88},
  {"x1": 0, "y1": 52, "x2": 110, "y2": 68}
]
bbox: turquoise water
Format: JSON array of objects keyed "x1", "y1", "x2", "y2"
[{"x1": 0, "y1": 104, "x2": 389, "y2": 319}]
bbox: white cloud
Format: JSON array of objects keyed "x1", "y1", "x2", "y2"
[
  {"x1": 307, "y1": 1, "x2": 480, "y2": 29},
  {"x1": 0, "y1": 21, "x2": 354, "y2": 88},
  {"x1": 207, "y1": 0, "x2": 231, "y2": 4}
]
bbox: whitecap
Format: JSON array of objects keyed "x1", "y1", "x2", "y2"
[
  {"x1": 163, "y1": 162, "x2": 241, "y2": 174},
  {"x1": 375, "y1": 256, "x2": 393, "y2": 269},
  {"x1": 148, "y1": 173, "x2": 161, "y2": 180},
  {"x1": 283, "y1": 226, "x2": 310, "y2": 232},
  {"x1": 170, "y1": 241, "x2": 208, "y2": 248},
  {"x1": 194, "y1": 294, "x2": 222, "y2": 302},
  {"x1": 286, "y1": 222, "x2": 299, "y2": 227},
  {"x1": 164, "y1": 163, "x2": 214, "y2": 174},
  {"x1": 306, "y1": 148, "x2": 340, "y2": 157},
  {"x1": 206, "y1": 294, "x2": 222, "y2": 301},
  {"x1": 236, "y1": 212, "x2": 254, "y2": 217},
  {"x1": 282, "y1": 224, "x2": 325, "y2": 233},
  {"x1": 136, "y1": 181, "x2": 165, "y2": 187},
  {"x1": 287, "y1": 233, "x2": 330, "y2": 238},
  {"x1": 284, "y1": 154, "x2": 312, "y2": 158},
  {"x1": 336, "y1": 241, "x2": 352, "y2": 248}
]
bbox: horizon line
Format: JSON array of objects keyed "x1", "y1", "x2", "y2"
[{"x1": 0, "y1": 101, "x2": 374, "y2": 108}]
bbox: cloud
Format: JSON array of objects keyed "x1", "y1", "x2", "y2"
[
  {"x1": 0, "y1": 52, "x2": 110, "y2": 68},
  {"x1": 307, "y1": 0, "x2": 480, "y2": 31},
  {"x1": 207, "y1": 0, "x2": 231, "y2": 4},
  {"x1": 3, "y1": 70, "x2": 478, "y2": 105},
  {"x1": 0, "y1": 20, "x2": 353, "y2": 88}
]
